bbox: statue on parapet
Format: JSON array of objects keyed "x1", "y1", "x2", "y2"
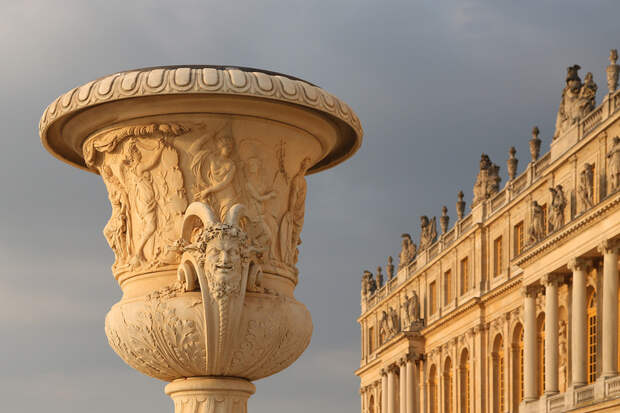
[
  {"x1": 419, "y1": 216, "x2": 437, "y2": 251},
  {"x1": 361, "y1": 270, "x2": 377, "y2": 298},
  {"x1": 472, "y1": 154, "x2": 501, "y2": 206},
  {"x1": 398, "y1": 233, "x2": 417, "y2": 270},
  {"x1": 553, "y1": 65, "x2": 598, "y2": 140}
]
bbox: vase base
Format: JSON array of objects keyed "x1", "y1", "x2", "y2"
[{"x1": 165, "y1": 377, "x2": 255, "y2": 413}]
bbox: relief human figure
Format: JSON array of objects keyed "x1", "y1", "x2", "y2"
[
  {"x1": 101, "y1": 165, "x2": 130, "y2": 267},
  {"x1": 279, "y1": 157, "x2": 311, "y2": 265},
  {"x1": 121, "y1": 139, "x2": 165, "y2": 267},
  {"x1": 548, "y1": 185, "x2": 566, "y2": 233},
  {"x1": 244, "y1": 157, "x2": 277, "y2": 259},
  {"x1": 190, "y1": 127, "x2": 240, "y2": 222},
  {"x1": 607, "y1": 136, "x2": 620, "y2": 192},
  {"x1": 578, "y1": 163, "x2": 595, "y2": 212}
]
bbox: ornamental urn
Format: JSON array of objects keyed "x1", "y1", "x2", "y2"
[{"x1": 39, "y1": 66, "x2": 362, "y2": 412}]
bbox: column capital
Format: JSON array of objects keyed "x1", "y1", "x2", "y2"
[
  {"x1": 542, "y1": 274, "x2": 560, "y2": 286},
  {"x1": 380, "y1": 368, "x2": 387, "y2": 377},
  {"x1": 568, "y1": 257, "x2": 591, "y2": 272},
  {"x1": 406, "y1": 351, "x2": 420, "y2": 362},
  {"x1": 521, "y1": 284, "x2": 539, "y2": 298},
  {"x1": 399, "y1": 357, "x2": 407, "y2": 366},
  {"x1": 598, "y1": 238, "x2": 620, "y2": 254}
]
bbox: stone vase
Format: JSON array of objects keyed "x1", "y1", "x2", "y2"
[{"x1": 39, "y1": 66, "x2": 362, "y2": 412}]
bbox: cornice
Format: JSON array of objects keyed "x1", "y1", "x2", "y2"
[{"x1": 39, "y1": 66, "x2": 363, "y2": 174}]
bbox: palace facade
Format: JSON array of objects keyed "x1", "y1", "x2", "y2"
[{"x1": 356, "y1": 51, "x2": 620, "y2": 413}]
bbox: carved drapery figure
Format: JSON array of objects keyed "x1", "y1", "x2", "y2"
[
  {"x1": 387, "y1": 307, "x2": 400, "y2": 336},
  {"x1": 101, "y1": 165, "x2": 130, "y2": 268},
  {"x1": 280, "y1": 157, "x2": 311, "y2": 265},
  {"x1": 244, "y1": 156, "x2": 277, "y2": 259},
  {"x1": 559, "y1": 320, "x2": 568, "y2": 393},
  {"x1": 401, "y1": 291, "x2": 421, "y2": 330},
  {"x1": 608, "y1": 136, "x2": 620, "y2": 192},
  {"x1": 548, "y1": 185, "x2": 566, "y2": 233},
  {"x1": 578, "y1": 163, "x2": 595, "y2": 213},
  {"x1": 83, "y1": 123, "x2": 189, "y2": 271},
  {"x1": 398, "y1": 233, "x2": 416, "y2": 269},
  {"x1": 528, "y1": 200, "x2": 545, "y2": 244},
  {"x1": 472, "y1": 154, "x2": 501, "y2": 206},
  {"x1": 379, "y1": 311, "x2": 389, "y2": 344},
  {"x1": 553, "y1": 65, "x2": 598, "y2": 140},
  {"x1": 419, "y1": 216, "x2": 437, "y2": 251}
]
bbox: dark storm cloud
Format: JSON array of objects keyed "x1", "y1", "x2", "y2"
[{"x1": 1, "y1": 1, "x2": 619, "y2": 411}]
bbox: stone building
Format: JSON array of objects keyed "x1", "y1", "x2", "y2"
[{"x1": 356, "y1": 51, "x2": 620, "y2": 413}]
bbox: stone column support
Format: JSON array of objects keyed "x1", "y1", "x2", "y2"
[
  {"x1": 599, "y1": 240, "x2": 619, "y2": 378},
  {"x1": 569, "y1": 258, "x2": 590, "y2": 387},
  {"x1": 399, "y1": 359, "x2": 407, "y2": 413},
  {"x1": 387, "y1": 365, "x2": 396, "y2": 413},
  {"x1": 406, "y1": 355, "x2": 417, "y2": 413},
  {"x1": 381, "y1": 369, "x2": 388, "y2": 413},
  {"x1": 523, "y1": 285, "x2": 538, "y2": 401},
  {"x1": 543, "y1": 274, "x2": 559, "y2": 395}
]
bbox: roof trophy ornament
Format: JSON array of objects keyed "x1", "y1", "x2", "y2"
[
  {"x1": 548, "y1": 185, "x2": 566, "y2": 233},
  {"x1": 439, "y1": 206, "x2": 449, "y2": 234},
  {"x1": 472, "y1": 154, "x2": 501, "y2": 206},
  {"x1": 607, "y1": 49, "x2": 619, "y2": 93},
  {"x1": 529, "y1": 126, "x2": 541, "y2": 162},
  {"x1": 419, "y1": 215, "x2": 437, "y2": 250},
  {"x1": 398, "y1": 233, "x2": 416, "y2": 270},
  {"x1": 553, "y1": 65, "x2": 598, "y2": 140},
  {"x1": 507, "y1": 147, "x2": 518, "y2": 180},
  {"x1": 607, "y1": 136, "x2": 620, "y2": 193},
  {"x1": 39, "y1": 65, "x2": 362, "y2": 413},
  {"x1": 456, "y1": 190, "x2": 466, "y2": 220},
  {"x1": 376, "y1": 265, "x2": 384, "y2": 288}
]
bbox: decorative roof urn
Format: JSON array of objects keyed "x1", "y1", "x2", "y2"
[{"x1": 39, "y1": 66, "x2": 362, "y2": 413}]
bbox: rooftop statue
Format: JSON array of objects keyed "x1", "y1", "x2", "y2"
[
  {"x1": 361, "y1": 270, "x2": 377, "y2": 297},
  {"x1": 398, "y1": 233, "x2": 416, "y2": 269},
  {"x1": 472, "y1": 154, "x2": 501, "y2": 206},
  {"x1": 553, "y1": 65, "x2": 598, "y2": 140},
  {"x1": 419, "y1": 216, "x2": 437, "y2": 251}
]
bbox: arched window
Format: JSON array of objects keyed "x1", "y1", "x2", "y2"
[
  {"x1": 460, "y1": 349, "x2": 470, "y2": 413},
  {"x1": 444, "y1": 357, "x2": 453, "y2": 413},
  {"x1": 369, "y1": 395, "x2": 375, "y2": 413},
  {"x1": 493, "y1": 335, "x2": 505, "y2": 413},
  {"x1": 538, "y1": 314, "x2": 546, "y2": 397},
  {"x1": 429, "y1": 364, "x2": 438, "y2": 413},
  {"x1": 512, "y1": 323, "x2": 524, "y2": 411},
  {"x1": 588, "y1": 289, "x2": 598, "y2": 384}
]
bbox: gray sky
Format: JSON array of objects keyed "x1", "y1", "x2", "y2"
[{"x1": 1, "y1": 1, "x2": 619, "y2": 411}]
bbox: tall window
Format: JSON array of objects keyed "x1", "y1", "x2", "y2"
[
  {"x1": 538, "y1": 316, "x2": 546, "y2": 397},
  {"x1": 444, "y1": 357, "x2": 453, "y2": 413},
  {"x1": 369, "y1": 395, "x2": 374, "y2": 413},
  {"x1": 493, "y1": 236, "x2": 503, "y2": 277},
  {"x1": 368, "y1": 326, "x2": 375, "y2": 354},
  {"x1": 460, "y1": 350, "x2": 470, "y2": 413},
  {"x1": 429, "y1": 365, "x2": 438, "y2": 413},
  {"x1": 444, "y1": 270, "x2": 453, "y2": 304},
  {"x1": 588, "y1": 290, "x2": 598, "y2": 384},
  {"x1": 514, "y1": 221, "x2": 524, "y2": 256},
  {"x1": 460, "y1": 257, "x2": 470, "y2": 294},
  {"x1": 512, "y1": 325, "x2": 524, "y2": 412},
  {"x1": 519, "y1": 328, "x2": 524, "y2": 403},
  {"x1": 430, "y1": 281, "x2": 437, "y2": 315}
]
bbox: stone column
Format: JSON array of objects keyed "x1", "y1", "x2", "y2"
[
  {"x1": 400, "y1": 359, "x2": 407, "y2": 413},
  {"x1": 382, "y1": 369, "x2": 388, "y2": 413},
  {"x1": 523, "y1": 286, "x2": 538, "y2": 401},
  {"x1": 388, "y1": 366, "x2": 396, "y2": 413},
  {"x1": 406, "y1": 356, "x2": 416, "y2": 413},
  {"x1": 543, "y1": 274, "x2": 559, "y2": 395},
  {"x1": 599, "y1": 240, "x2": 619, "y2": 378},
  {"x1": 569, "y1": 258, "x2": 589, "y2": 387}
]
